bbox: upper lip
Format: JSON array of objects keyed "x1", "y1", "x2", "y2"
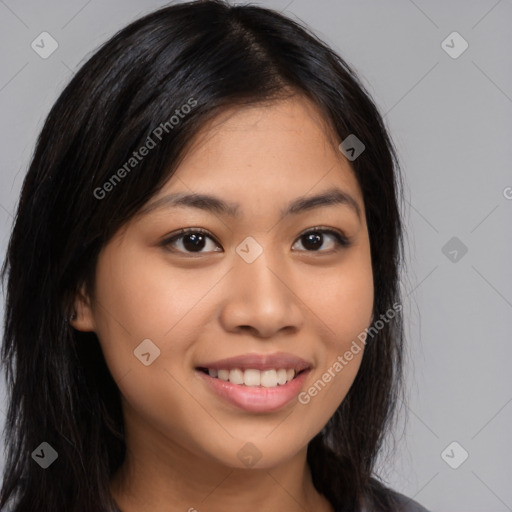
[{"x1": 197, "y1": 352, "x2": 311, "y2": 372}]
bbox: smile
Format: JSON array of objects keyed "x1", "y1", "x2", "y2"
[
  {"x1": 195, "y1": 352, "x2": 312, "y2": 413},
  {"x1": 198, "y1": 367, "x2": 302, "y2": 388}
]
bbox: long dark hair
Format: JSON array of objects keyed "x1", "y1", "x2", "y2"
[{"x1": 1, "y1": 1, "x2": 406, "y2": 510}]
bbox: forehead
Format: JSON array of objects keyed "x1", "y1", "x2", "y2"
[
  {"x1": 163, "y1": 95, "x2": 363, "y2": 202},
  {"x1": 182, "y1": 95, "x2": 342, "y2": 162}
]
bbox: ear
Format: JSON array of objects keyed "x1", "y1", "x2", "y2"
[{"x1": 69, "y1": 283, "x2": 96, "y2": 332}]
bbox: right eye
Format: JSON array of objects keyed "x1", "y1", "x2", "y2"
[{"x1": 160, "y1": 228, "x2": 223, "y2": 255}]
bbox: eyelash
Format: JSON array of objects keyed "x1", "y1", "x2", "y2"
[{"x1": 160, "y1": 226, "x2": 351, "y2": 255}]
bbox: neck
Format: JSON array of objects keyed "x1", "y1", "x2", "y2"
[{"x1": 110, "y1": 418, "x2": 333, "y2": 512}]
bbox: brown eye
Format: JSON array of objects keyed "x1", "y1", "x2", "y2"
[
  {"x1": 162, "y1": 228, "x2": 222, "y2": 254},
  {"x1": 292, "y1": 228, "x2": 350, "y2": 252}
]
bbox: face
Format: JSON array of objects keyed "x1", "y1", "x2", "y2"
[{"x1": 73, "y1": 95, "x2": 374, "y2": 471}]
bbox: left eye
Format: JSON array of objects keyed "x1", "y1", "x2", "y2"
[
  {"x1": 161, "y1": 227, "x2": 350, "y2": 254},
  {"x1": 292, "y1": 228, "x2": 350, "y2": 252}
]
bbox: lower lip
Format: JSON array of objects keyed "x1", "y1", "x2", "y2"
[{"x1": 197, "y1": 370, "x2": 310, "y2": 413}]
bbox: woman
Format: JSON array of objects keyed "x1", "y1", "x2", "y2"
[{"x1": 0, "y1": 1, "x2": 429, "y2": 511}]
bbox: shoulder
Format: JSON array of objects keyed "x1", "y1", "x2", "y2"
[
  {"x1": 387, "y1": 489, "x2": 430, "y2": 512},
  {"x1": 356, "y1": 481, "x2": 431, "y2": 512}
]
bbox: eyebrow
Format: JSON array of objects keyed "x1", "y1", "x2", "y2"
[{"x1": 141, "y1": 187, "x2": 362, "y2": 222}]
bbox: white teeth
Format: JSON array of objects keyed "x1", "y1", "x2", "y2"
[
  {"x1": 276, "y1": 368, "x2": 287, "y2": 385},
  {"x1": 229, "y1": 368, "x2": 244, "y2": 385},
  {"x1": 218, "y1": 369, "x2": 229, "y2": 381},
  {"x1": 206, "y1": 367, "x2": 298, "y2": 387},
  {"x1": 260, "y1": 369, "x2": 277, "y2": 388},
  {"x1": 244, "y1": 369, "x2": 261, "y2": 387}
]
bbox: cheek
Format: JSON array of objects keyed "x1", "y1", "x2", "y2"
[
  {"x1": 294, "y1": 245, "x2": 373, "y2": 422},
  {"x1": 88, "y1": 250, "x2": 221, "y2": 445},
  {"x1": 304, "y1": 246, "x2": 374, "y2": 350},
  {"x1": 87, "y1": 248, "x2": 192, "y2": 388},
  {"x1": 329, "y1": 267, "x2": 374, "y2": 343},
  {"x1": 91, "y1": 245, "x2": 223, "y2": 348}
]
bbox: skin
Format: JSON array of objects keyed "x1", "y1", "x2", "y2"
[{"x1": 72, "y1": 94, "x2": 374, "y2": 512}]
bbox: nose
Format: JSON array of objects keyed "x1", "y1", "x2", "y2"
[{"x1": 219, "y1": 247, "x2": 304, "y2": 339}]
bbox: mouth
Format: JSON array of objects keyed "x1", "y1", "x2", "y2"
[
  {"x1": 196, "y1": 367, "x2": 308, "y2": 388},
  {"x1": 195, "y1": 352, "x2": 312, "y2": 413}
]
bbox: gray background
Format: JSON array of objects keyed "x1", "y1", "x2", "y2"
[{"x1": 1, "y1": 1, "x2": 511, "y2": 511}]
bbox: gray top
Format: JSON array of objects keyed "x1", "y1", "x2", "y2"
[
  {"x1": 115, "y1": 490, "x2": 430, "y2": 512},
  {"x1": 392, "y1": 491, "x2": 430, "y2": 511},
  {"x1": 357, "y1": 490, "x2": 430, "y2": 512}
]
